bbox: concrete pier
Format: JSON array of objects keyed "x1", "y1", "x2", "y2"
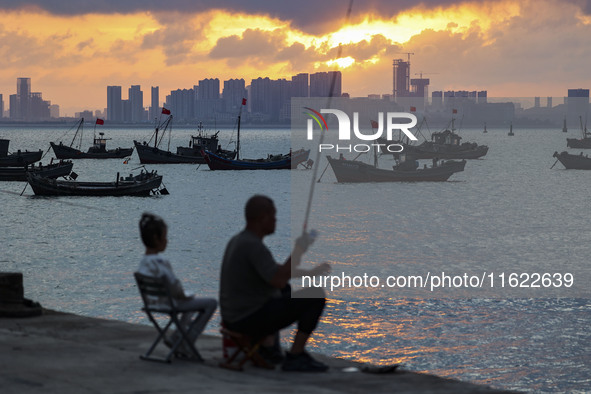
[{"x1": 0, "y1": 310, "x2": 514, "y2": 393}]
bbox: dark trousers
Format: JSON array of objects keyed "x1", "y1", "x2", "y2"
[{"x1": 225, "y1": 289, "x2": 325, "y2": 338}]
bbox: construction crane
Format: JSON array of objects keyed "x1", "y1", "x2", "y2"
[
  {"x1": 395, "y1": 52, "x2": 414, "y2": 63},
  {"x1": 414, "y1": 72, "x2": 439, "y2": 79}
]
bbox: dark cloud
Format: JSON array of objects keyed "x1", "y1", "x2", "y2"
[
  {"x1": 0, "y1": 0, "x2": 511, "y2": 34},
  {"x1": 209, "y1": 28, "x2": 285, "y2": 58}
]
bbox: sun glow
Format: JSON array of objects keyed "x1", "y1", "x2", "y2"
[{"x1": 327, "y1": 56, "x2": 356, "y2": 68}]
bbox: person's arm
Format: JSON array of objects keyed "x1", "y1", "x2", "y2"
[
  {"x1": 162, "y1": 260, "x2": 190, "y2": 300},
  {"x1": 268, "y1": 233, "x2": 314, "y2": 288}
]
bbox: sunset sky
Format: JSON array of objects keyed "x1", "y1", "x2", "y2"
[{"x1": 0, "y1": 0, "x2": 590, "y2": 116}]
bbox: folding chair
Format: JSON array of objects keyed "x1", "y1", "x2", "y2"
[
  {"x1": 134, "y1": 272, "x2": 204, "y2": 363},
  {"x1": 219, "y1": 326, "x2": 273, "y2": 371}
]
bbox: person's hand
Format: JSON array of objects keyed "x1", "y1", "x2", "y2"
[{"x1": 295, "y1": 230, "x2": 317, "y2": 253}]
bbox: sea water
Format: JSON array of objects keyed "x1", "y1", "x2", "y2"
[{"x1": 1, "y1": 123, "x2": 589, "y2": 392}]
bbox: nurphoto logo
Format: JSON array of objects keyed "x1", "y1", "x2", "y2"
[{"x1": 303, "y1": 107, "x2": 418, "y2": 153}]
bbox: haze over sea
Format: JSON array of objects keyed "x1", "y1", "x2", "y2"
[{"x1": 1, "y1": 123, "x2": 590, "y2": 393}]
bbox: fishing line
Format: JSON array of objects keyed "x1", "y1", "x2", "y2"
[{"x1": 301, "y1": 0, "x2": 354, "y2": 233}]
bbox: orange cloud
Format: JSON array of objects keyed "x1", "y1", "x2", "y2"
[{"x1": 0, "y1": 0, "x2": 589, "y2": 115}]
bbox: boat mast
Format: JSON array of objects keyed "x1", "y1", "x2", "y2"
[
  {"x1": 70, "y1": 118, "x2": 84, "y2": 149},
  {"x1": 237, "y1": 98, "x2": 246, "y2": 160}
]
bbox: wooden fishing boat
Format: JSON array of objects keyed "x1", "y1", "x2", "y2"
[
  {"x1": 326, "y1": 154, "x2": 466, "y2": 183},
  {"x1": 203, "y1": 148, "x2": 310, "y2": 170},
  {"x1": 552, "y1": 151, "x2": 591, "y2": 170},
  {"x1": 381, "y1": 117, "x2": 488, "y2": 160},
  {"x1": 134, "y1": 114, "x2": 236, "y2": 164},
  {"x1": 202, "y1": 99, "x2": 310, "y2": 170},
  {"x1": 566, "y1": 116, "x2": 591, "y2": 148},
  {"x1": 0, "y1": 160, "x2": 73, "y2": 182},
  {"x1": 50, "y1": 118, "x2": 133, "y2": 159},
  {"x1": 0, "y1": 139, "x2": 42, "y2": 167},
  {"x1": 26, "y1": 169, "x2": 165, "y2": 196}
]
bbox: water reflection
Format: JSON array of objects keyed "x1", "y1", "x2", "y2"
[{"x1": 301, "y1": 298, "x2": 591, "y2": 392}]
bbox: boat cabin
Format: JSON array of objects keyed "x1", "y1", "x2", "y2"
[
  {"x1": 432, "y1": 130, "x2": 462, "y2": 146},
  {"x1": 90, "y1": 132, "x2": 110, "y2": 153}
]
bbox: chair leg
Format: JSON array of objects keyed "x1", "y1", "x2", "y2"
[
  {"x1": 219, "y1": 329, "x2": 273, "y2": 371},
  {"x1": 171, "y1": 313, "x2": 203, "y2": 362},
  {"x1": 140, "y1": 315, "x2": 175, "y2": 363}
]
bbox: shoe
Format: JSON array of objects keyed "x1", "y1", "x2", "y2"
[
  {"x1": 258, "y1": 345, "x2": 285, "y2": 365},
  {"x1": 281, "y1": 351, "x2": 329, "y2": 372}
]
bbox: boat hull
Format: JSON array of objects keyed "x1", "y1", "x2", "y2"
[
  {"x1": 326, "y1": 156, "x2": 466, "y2": 182},
  {"x1": 553, "y1": 151, "x2": 591, "y2": 170},
  {"x1": 26, "y1": 172, "x2": 163, "y2": 196},
  {"x1": 0, "y1": 161, "x2": 73, "y2": 182},
  {"x1": 402, "y1": 142, "x2": 488, "y2": 160},
  {"x1": 134, "y1": 141, "x2": 206, "y2": 164},
  {"x1": 566, "y1": 138, "x2": 591, "y2": 149},
  {"x1": 0, "y1": 150, "x2": 43, "y2": 167},
  {"x1": 50, "y1": 142, "x2": 133, "y2": 159},
  {"x1": 202, "y1": 149, "x2": 310, "y2": 170}
]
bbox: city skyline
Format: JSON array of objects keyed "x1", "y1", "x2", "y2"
[{"x1": 0, "y1": 0, "x2": 590, "y2": 116}]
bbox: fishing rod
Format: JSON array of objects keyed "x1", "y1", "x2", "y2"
[{"x1": 301, "y1": 0, "x2": 354, "y2": 233}]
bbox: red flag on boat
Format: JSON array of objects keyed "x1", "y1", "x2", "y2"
[
  {"x1": 95, "y1": 118, "x2": 104, "y2": 125},
  {"x1": 162, "y1": 107, "x2": 171, "y2": 115},
  {"x1": 242, "y1": 98, "x2": 247, "y2": 105},
  {"x1": 452, "y1": 108, "x2": 458, "y2": 114},
  {"x1": 370, "y1": 120, "x2": 379, "y2": 128},
  {"x1": 410, "y1": 106, "x2": 416, "y2": 112}
]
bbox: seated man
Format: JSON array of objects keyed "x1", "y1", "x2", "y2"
[
  {"x1": 219, "y1": 195, "x2": 328, "y2": 372},
  {"x1": 138, "y1": 212, "x2": 217, "y2": 358}
]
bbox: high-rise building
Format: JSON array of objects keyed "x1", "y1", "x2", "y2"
[
  {"x1": 250, "y1": 77, "x2": 274, "y2": 116},
  {"x1": 30, "y1": 92, "x2": 50, "y2": 120},
  {"x1": 167, "y1": 88, "x2": 195, "y2": 121},
  {"x1": 291, "y1": 73, "x2": 309, "y2": 97},
  {"x1": 129, "y1": 85, "x2": 143, "y2": 123},
  {"x1": 197, "y1": 78, "x2": 222, "y2": 120},
  {"x1": 16, "y1": 77, "x2": 31, "y2": 120},
  {"x1": 9, "y1": 78, "x2": 50, "y2": 121},
  {"x1": 222, "y1": 79, "x2": 247, "y2": 113},
  {"x1": 566, "y1": 88, "x2": 589, "y2": 124},
  {"x1": 107, "y1": 86, "x2": 123, "y2": 122},
  {"x1": 393, "y1": 60, "x2": 409, "y2": 99},
  {"x1": 49, "y1": 104, "x2": 59, "y2": 118},
  {"x1": 198, "y1": 78, "x2": 220, "y2": 100},
  {"x1": 0, "y1": 94, "x2": 3, "y2": 118},
  {"x1": 410, "y1": 78, "x2": 429, "y2": 97},
  {"x1": 150, "y1": 86, "x2": 159, "y2": 121},
  {"x1": 309, "y1": 71, "x2": 341, "y2": 97}
]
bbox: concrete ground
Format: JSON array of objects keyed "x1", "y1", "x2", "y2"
[{"x1": 0, "y1": 309, "x2": 516, "y2": 393}]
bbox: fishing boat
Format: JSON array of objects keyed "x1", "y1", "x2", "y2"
[
  {"x1": 134, "y1": 113, "x2": 236, "y2": 164},
  {"x1": 26, "y1": 169, "x2": 165, "y2": 196},
  {"x1": 202, "y1": 99, "x2": 310, "y2": 170},
  {"x1": 0, "y1": 139, "x2": 42, "y2": 167},
  {"x1": 566, "y1": 116, "x2": 591, "y2": 148},
  {"x1": 50, "y1": 118, "x2": 133, "y2": 159},
  {"x1": 381, "y1": 117, "x2": 488, "y2": 160},
  {"x1": 552, "y1": 151, "x2": 591, "y2": 170},
  {"x1": 508, "y1": 123, "x2": 514, "y2": 136},
  {"x1": 326, "y1": 153, "x2": 466, "y2": 183},
  {"x1": 0, "y1": 160, "x2": 73, "y2": 182},
  {"x1": 203, "y1": 148, "x2": 310, "y2": 170}
]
